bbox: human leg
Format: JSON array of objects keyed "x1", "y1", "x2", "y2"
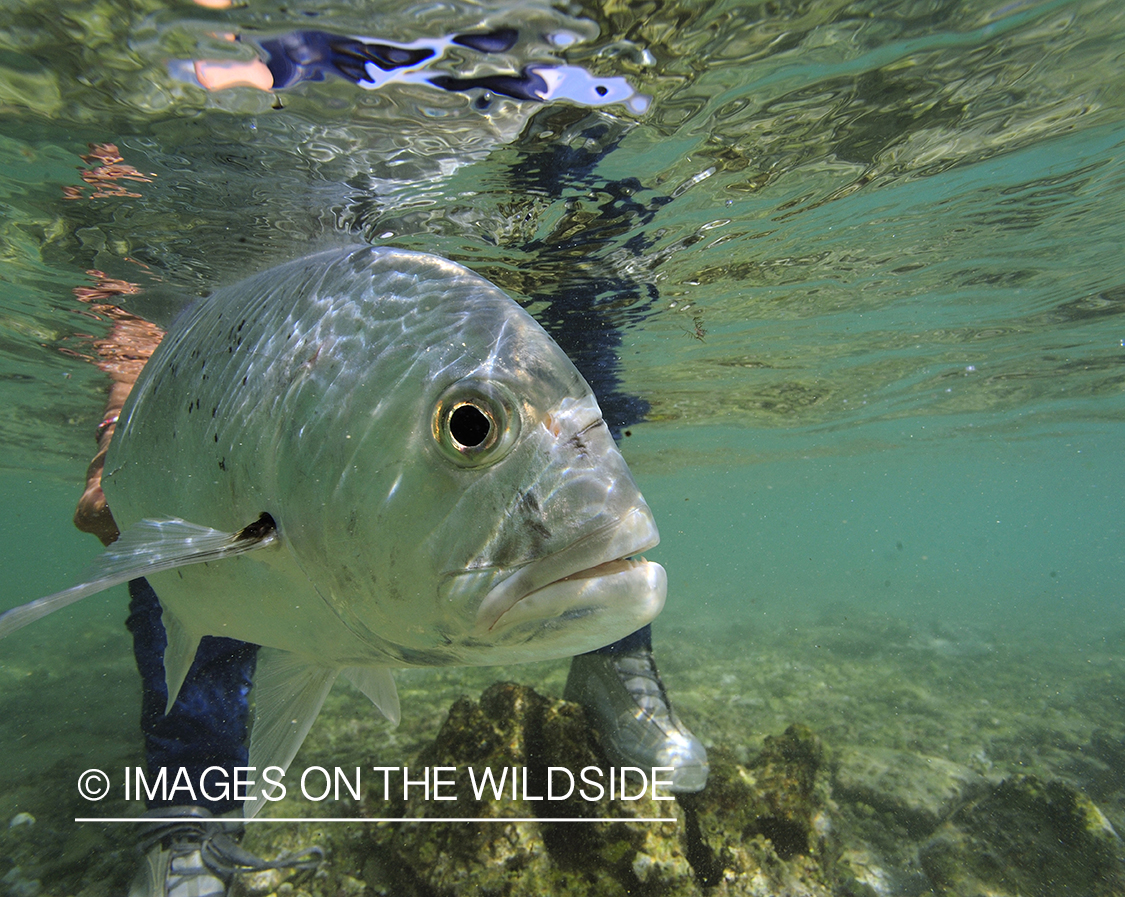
[
  {"x1": 538, "y1": 264, "x2": 709, "y2": 792},
  {"x1": 125, "y1": 579, "x2": 258, "y2": 815},
  {"x1": 125, "y1": 579, "x2": 321, "y2": 897},
  {"x1": 71, "y1": 313, "x2": 319, "y2": 896}
]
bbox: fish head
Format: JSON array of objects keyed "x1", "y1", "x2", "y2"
[
  {"x1": 284, "y1": 251, "x2": 665, "y2": 667},
  {"x1": 425, "y1": 353, "x2": 668, "y2": 665}
]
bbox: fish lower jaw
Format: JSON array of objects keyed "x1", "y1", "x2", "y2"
[{"x1": 484, "y1": 557, "x2": 666, "y2": 634}]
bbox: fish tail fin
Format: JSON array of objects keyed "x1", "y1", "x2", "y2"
[
  {"x1": 244, "y1": 650, "x2": 339, "y2": 818},
  {"x1": 0, "y1": 515, "x2": 278, "y2": 640}
]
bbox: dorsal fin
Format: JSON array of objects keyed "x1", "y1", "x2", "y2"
[{"x1": 0, "y1": 515, "x2": 278, "y2": 639}]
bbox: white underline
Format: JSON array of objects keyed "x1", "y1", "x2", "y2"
[{"x1": 75, "y1": 816, "x2": 677, "y2": 824}]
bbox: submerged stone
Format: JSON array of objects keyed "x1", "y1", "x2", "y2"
[
  {"x1": 920, "y1": 774, "x2": 1125, "y2": 897},
  {"x1": 230, "y1": 682, "x2": 1125, "y2": 897},
  {"x1": 367, "y1": 683, "x2": 837, "y2": 897},
  {"x1": 367, "y1": 682, "x2": 693, "y2": 896},
  {"x1": 677, "y1": 723, "x2": 834, "y2": 896},
  {"x1": 833, "y1": 746, "x2": 983, "y2": 837}
]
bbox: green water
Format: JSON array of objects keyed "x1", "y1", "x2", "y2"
[
  {"x1": 1, "y1": 0, "x2": 1124, "y2": 893},
  {"x1": 643, "y1": 428, "x2": 1122, "y2": 637}
]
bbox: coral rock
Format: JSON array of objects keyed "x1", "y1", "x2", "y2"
[
  {"x1": 370, "y1": 684, "x2": 836, "y2": 897},
  {"x1": 920, "y1": 774, "x2": 1125, "y2": 897},
  {"x1": 833, "y1": 746, "x2": 983, "y2": 837}
]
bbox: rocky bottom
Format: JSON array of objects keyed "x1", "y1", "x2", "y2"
[
  {"x1": 2, "y1": 612, "x2": 1124, "y2": 896},
  {"x1": 226, "y1": 681, "x2": 1124, "y2": 897}
]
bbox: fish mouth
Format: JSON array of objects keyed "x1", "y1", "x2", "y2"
[{"x1": 474, "y1": 507, "x2": 663, "y2": 635}]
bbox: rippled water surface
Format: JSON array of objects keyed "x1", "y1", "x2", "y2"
[{"x1": 1, "y1": 0, "x2": 1123, "y2": 892}]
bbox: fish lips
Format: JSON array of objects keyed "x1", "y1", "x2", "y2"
[{"x1": 474, "y1": 506, "x2": 666, "y2": 637}]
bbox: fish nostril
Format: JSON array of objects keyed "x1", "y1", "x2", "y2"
[
  {"x1": 568, "y1": 417, "x2": 608, "y2": 458},
  {"x1": 576, "y1": 417, "x2": 607, "y2": 437}
]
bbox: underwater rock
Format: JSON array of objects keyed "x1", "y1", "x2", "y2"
[
  {"x1": 367, "y1": 683, "x2": 838, "y2": 897},
  {"x1": 832, "y1": 848, "x2": 895, "y2": 897},
  {"x1": 0, "y1": 867, "x2": 41, "y2": 897},
  {"x1": 678, "y1": 724, "x2": 834, "y2": 897},
  {"x1": 832, "y1": 746, "x2": 983, "y2": 837},
  {"x1": 1083, "y1": 729, "x2": 1125, "y2": 799},
  {"x1": 920, "y1": 774, "x2": 1125, "y2": 897},
  {"x1": 368, "y1": 682, "x2": 695, "y2": 897}
]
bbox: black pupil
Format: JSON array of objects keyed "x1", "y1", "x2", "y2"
[{"x1": 449, "y1": 404, "x2": 492, "y2": 448}]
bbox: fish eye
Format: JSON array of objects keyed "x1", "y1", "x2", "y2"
[
  {"x1": 449, "y1": 402, "x2": 493, "y2": 449},
  {"x1": 433, "y1": 380, "x2": 520, "y2": 467}
]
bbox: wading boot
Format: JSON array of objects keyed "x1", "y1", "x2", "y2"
[
  {"x1": 565, "y1": 646, "x2": 709, "y2": 792},
  {"x1": 129, "y1": 806, "x2": 322, "y2": 897}
]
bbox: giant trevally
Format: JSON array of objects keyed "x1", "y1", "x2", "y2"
[{"x1": 0, "y1": 246, "x2": 666, "y2": 812}]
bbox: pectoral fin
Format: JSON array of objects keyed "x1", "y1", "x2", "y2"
[
  {"x1": 245, "y1": 650, "x2": 339, "y2": 818},
  {"x1": 0, "y1": 514, "x2": 278, "y2": 639}
]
